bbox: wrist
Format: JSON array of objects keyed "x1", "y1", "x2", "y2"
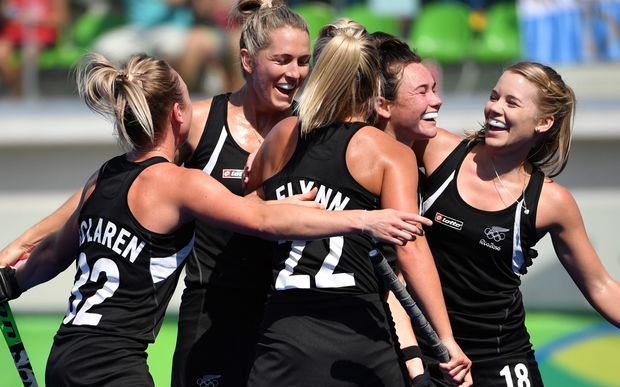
[
  {"x1": 402, "y1": 345, "x2": 423, "y2": 361},
  {"x1": 0, "y1": 266, "x2": 24, "y2": 303},
  {"x1": 360, "y1": 209, "x2": 367, "y2": 234}
]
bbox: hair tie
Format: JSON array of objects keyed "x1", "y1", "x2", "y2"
[
  {"x1": 115, "y1": 71, "x2": 127, "y2": 86},
  {"x1": 261, "y1": 0, "x2": 273, "y2": 9}
]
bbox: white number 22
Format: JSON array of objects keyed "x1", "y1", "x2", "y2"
[
  {"x1": 63, "y1": 252, "x2": 120, "y2": 326},
  {"x1": 275, "y1": 236, "x2": 355, "y2": 290}
]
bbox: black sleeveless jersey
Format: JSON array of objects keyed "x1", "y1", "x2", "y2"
[
  {"x1": 249, "y1": 122, "x2": 409, "y2": 387},
  {"x1": 418, "y1": 140, "x2": 544, "y2": 360},
  {"x1": 183, "y1": 93, "x2": 272, "y2": 290},
  {"x1": 262, "y1": 122, "x2": 383, "y2": 299},
  {"x1": 57, "y1": 155, "x2": 195, "y2": 344}
]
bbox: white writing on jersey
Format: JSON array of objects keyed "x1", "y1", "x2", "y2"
[
  {"x1": 79, "y1": 217, "x2": 145, "y2": 263},
  {"x1": 275, "y1": 180, "x2": 350, "y2": 211},
  {"x1": 222, "y1": 169, "x2": 243, "y2": 179}
]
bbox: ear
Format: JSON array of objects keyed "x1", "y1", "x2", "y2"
[
  {"x1": 240, "y1": 48, "x2": 253, "y2": 75},
  {"x1": 374, "y1": 96, "x2": 392, "y2": 120},
  {"x1": 535, "y1": 115, "x2": 554, "y2": 133},
  {"x1": 171, "y1": 102, "x2": 184, "y2": 124}
]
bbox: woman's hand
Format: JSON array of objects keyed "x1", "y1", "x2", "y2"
[
  {"x1": 438, "y1": 338, "x2": 473, "y2": 386},
  {"x1": 362, "y1": 209, "x2": 432, "y2": 245},
  {"x1": 0, "y1": 240, "x2": 33, "y2": 267}
]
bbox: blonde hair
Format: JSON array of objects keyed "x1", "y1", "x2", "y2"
[
  {"x1": 297, "y1": 18, "x2": 379, "y2": 135},
  {"x1": 467, "y1": 61, "x2": 576, "y2": 177},
  {"x1": 231, "y1": 0, "x2": 308, "y2": 78},
  {"x1": 75, "y1": 53, "x2": 184, "y2": 152}
]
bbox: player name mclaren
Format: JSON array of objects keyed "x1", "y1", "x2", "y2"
[
  {"x1": 275, "y1": 180, "x2": 350, "y2": 211},
  {"x1": 79, "y1": 217, "x2": 145, "y2": 263}
]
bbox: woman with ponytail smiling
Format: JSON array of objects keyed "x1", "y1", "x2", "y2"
[
  {"x1": 246, "y1": 19, "x2": 471, "y2": 386},
  {"x1": 0, "y1": 51, "x2": 428, "y2": 386}
]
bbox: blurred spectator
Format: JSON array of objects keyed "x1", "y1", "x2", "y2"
[
  {"x1": 91, "y1": 0, "x2": 192, "y2": 66},
  {"x1": 178, "y1": 0, "x2": 242, "y2": 94},
  {"x1": 519, "y1": 0, "x2": 584, "y2": 64},
  {"x1": 0, "y1": 0, "x2": 69, "y2": 95},
  {"x1": 588, "y1": 0, "x2": 620, "y2": 61}
]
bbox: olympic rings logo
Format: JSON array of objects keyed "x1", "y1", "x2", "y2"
[
  {"x1": 484, "y1": 227, "x2": 506, "y2": 242},
  {"x1": 197, "y1": 375, "x2": 221, "y2": 387}
]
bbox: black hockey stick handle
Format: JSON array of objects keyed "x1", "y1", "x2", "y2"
[
  {"x1": 369, "y1": 248, "x2": 450, "y2": 363},
  {"x1": 0, "y1": 302, "x2": 39, "y2": 387}
]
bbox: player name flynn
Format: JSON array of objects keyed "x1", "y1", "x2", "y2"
[{"x1": 274, "y1": 180, "x2": 351, "y2": 211}]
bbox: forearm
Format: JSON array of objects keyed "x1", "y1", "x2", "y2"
[
  {"x1": 260, "y1": 205, "x2": 362, "y2": 240},
  {"x1": 15, "y1": 210, "x2": 80, "y2": 292},
  {"x1": 398, "y1": 240, "x2": 453, "y2": 342},
  {"x1": 0, "y1": 191, "x2": 80, "y2": 266},
  {"x1": 13, "y1": 191, "x2": 79, "y2": 250},
  {"x1": 587, "y1": 278, "x2": 620, "y2": 328},
  {"x1": 15, "y1": 235, "x2": 72, "y2": 291},
  {"x1": 388, "y1": 286, "x2": 426, "y2": 380},
  {"x1": 388, "y1": 281, "x2": 418, "y2": 348}
]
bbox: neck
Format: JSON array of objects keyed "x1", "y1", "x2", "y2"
[
  {"x1": 233, "y1": 85, "x2": 292, "y2": 136},
  {"x1": 482, "y1": 145, "x2": 528, "y2": 177},
  {"x1": 127, "y1": 148, "x2": 173, "y2": 162}
]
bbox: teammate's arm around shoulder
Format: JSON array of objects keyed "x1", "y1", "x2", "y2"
[
  {"x1": 177, "y1": 161, "x2": 426, "y2": 245},
  {"x1": 538, "y1": 180, "x2": 620, "y2": 327}
]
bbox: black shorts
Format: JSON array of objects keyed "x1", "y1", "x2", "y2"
[
  {"x1": 247, "y1": 294, "x2": 409, "y2": 387},
  {"x1": 171, "y1": 285, "x2": 268, "y2": 387},
  {"x1": 46, "y1": 332, "x2": 152, "y2": 387},
  {"x1": 426, "y1": 351, "x2": 544, "y2": 387}
]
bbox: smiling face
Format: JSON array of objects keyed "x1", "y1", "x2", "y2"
[
  {"x1": 484, "y1": 70, "x2": 551, "y2": 153},
  {"x1": 243, "y1": 26, "x2": 311, "y2": 112},
  {"x1": 385, "y1": 62, "x2": 442, "y2": 145}
]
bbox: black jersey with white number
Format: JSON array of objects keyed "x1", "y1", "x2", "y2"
[
  {"x1": 262, "y1": 122, "x2": 382, "y2": 298},
  {"x1": 56, "y1": 155, "x2": 194, "y2": 343},
  {"x1": 183, "y1": 93, "x2": 272, "y2": 290},
  {"x1": 418, "y1": 140, "x2": 544, "y2": 360},
  {"x1": 249, "y1": 122, "x2": 408, "y2": 387}
]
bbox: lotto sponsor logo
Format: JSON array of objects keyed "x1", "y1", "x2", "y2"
[
  {"x1": 434, "y1": 212, "x2": 463, "y2": 230},
  {"x1": 222, "y1": 169, "x2": 243, "y2": 179}
]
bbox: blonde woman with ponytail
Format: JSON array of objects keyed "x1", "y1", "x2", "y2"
[
  {"x1": 0, "y1": 1, "x2": 318, "y2": 385},
  {"x1": 412, "y1": 62, "x2": 620, "y2": 386},
  {"x1": 0, "y1": 52, "x2": 431, "y2": 386},
  {"x1": 245, "y1": 19, "x2": 471, "y2": 387}
]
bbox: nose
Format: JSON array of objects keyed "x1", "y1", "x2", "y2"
[
  {"x1": 285, "y1": 62, "x2": 301, "y2": 80},
  {"x1": 430, "y1": 90, "x2": 443, "y2": 109},
  {"x1": 486, "y1": 98, "x2": 502, "y2": 115}
]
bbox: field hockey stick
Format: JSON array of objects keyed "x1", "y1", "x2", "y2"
[
  {"x1": 0, "y1": 302, "x2": 39, "y2": 387},
  {"x1": 369, "y1": 248, "x2": 450, "y2": 362}
]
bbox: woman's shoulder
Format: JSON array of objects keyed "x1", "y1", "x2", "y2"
[
  {"x1": 540, "y1": 177, "x2": 576, "y2": 208},
  {"x1": 538, "y1": 177, "x2": 581, "y2": 229},
  {"x1": 268, "y1": 116, "x2": 300, "y2": 140},
  {"x1": 192, "y1": 97, "x2": 215, "y2": 125},
  {"x1": 352, "y1": 125, "x2": 417, "y2": 163}
]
